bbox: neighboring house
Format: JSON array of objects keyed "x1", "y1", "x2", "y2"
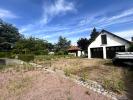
[
  {"x1": 88, "y1": 30, "x2": 131, "y2": 59},
  {"x1": 68, "y1": 46, "x2": 84, "y2": 57}
]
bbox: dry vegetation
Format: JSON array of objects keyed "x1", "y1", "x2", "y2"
[
  {"x1": 34, "y1": 55, "x2": 127, "y2": 94},
  {"x1": 0, "y1": 63, "x2": 109, "y2": 100},
  {"x1": 0, "y1": 64, "x2": 36, "y2": 100}
]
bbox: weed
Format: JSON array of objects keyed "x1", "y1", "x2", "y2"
[
  {"x1": 79, "y1": 72, "x2": 88, "y2": 82},
  {"x1": 102, "y1": 78, "x2": 125, "y2": 94},
  {"x1": 64, "y1": 68, "x2": 72, "y2": 77}
]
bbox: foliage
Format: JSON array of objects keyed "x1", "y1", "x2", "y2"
[
  {"x1": 90, "y1": 28, "x2": 99, "y2": 41},
  {"x1": 77, "y1": 28, "x2": 99, "y2": 51},
  {"x1": 128, "y1": 44, "x2": 133, "y2": 52},
  {"x1": 18, "y1": 54, "x2": 34, "y2": 62},
  {"x1": 77, "y1": 38, "x2": 91, "y2": 51},
  {"x1": 47, "y1": 43, "x2": 54, "y2": 52},
  {"x1": 0, "y1": 19, "x2": 22, "y2": 51},
  {"x1": 13, "y1": 37, "x2": 49, "y2": 55},
  {"x1": 55, "y1": 36, "x2": 71, "y2": 54},
  {"x1": 0, "y1": 52, "x2": 12, "y2": 58}
]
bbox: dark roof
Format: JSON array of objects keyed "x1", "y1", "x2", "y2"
[
  {"x1": 68, "y1": 46, "x2": 81, "y2": 51},
  {"x1": 101, "y1": 29, "x2": 131, "y2": 44}
]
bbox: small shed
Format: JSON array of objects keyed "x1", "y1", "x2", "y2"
[{"x1": 68, "y1": 46, "x2": 83, "y2": 57}]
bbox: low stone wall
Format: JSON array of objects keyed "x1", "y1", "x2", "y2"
[
  {"x1": 0, "y1": 58, "x2": 24, "y2": 65},
  {"x1": 0, "y1": 59, "x2": 6, "y2": 65}
]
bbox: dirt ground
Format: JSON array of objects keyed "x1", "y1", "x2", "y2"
[
  {"x1": 0, "y1": 68, "x2": 111, "y2": 100},
  {"x1": 34, "y1": 57, "x2": 125, "y2": 94}
]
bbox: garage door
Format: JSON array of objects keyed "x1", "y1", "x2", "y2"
[
  {"x1": 106, "y1": 45, "x2": 125, "y2": 59},
  {"x1": 90, "y1": 47, "x2": 103, "y2": 58}
]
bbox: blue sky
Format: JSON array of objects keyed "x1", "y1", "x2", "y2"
[{"x1": 0, "y1": 0, "x2": 133, "y2": 45}]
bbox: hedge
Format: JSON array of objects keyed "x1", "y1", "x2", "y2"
[{"x1": 18, "y1": 54, "x2": 34, "y2": 62}]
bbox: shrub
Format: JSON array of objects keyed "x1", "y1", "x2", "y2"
[
  {"x1": 128, "y1": 44, "x2": 133, "y2": 52},
  {"x1": 55, "y1": 51, "x2": 64, "y2": 55},
  {"x1": 18, "y1": 54, "x2": 34, "y2": 62},
  {"x1": 34, "y1": 50, "x2": 48, "y2": 55},
  {"x1": 0, "y1": 52, "x2": 12, "y2": 58}
]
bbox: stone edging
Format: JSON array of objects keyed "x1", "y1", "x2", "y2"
[{"x1": 29, "y1": 62, "x2": 118, "y2": 100}]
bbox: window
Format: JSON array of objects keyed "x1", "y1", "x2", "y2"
[{"x1": 101, "y1": 35, "x2": 107, "y2": 44}]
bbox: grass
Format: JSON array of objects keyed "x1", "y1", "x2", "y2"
[
  {"x1": 79, "y1": 71, "x2": 89, "y2": 82},
  {"x1": 0, "y1": 61, "x2": 38, "y2": 99},
  {"x1": 7, "y1": 76, "x2": 32, "y2": 95},
  {"x1": 33, "y1": 55, "x2": 127, "y2": 94},
  {"x1": 5, "y1": 63, "x2": 34, "y2": 70},
  {"x1": 103, "y1": 79, "x2": 125, "y2": 94},
  {"x1": 64, "y1": 68, "x2": 72, "y2": 76},
  {"x1": 0, "y1": 64, "x2": 15, "y2": 71}
]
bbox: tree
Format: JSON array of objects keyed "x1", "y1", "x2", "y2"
[
  {"x1": 128, "y1": 44, "x2": 133, "y2": 52},
  {"x1": 47, "y1": 43, "x2": 54, "y2": 52},
  {"x1": 77, "y1": 38, "x2": 91, "y2": 51},
  {"x1": 90, "y1": 28, "x2": 99, "y2": 41},
  {"x1": 0, "y1": 19, "x2": 22, "y2": 51},
  {"x1": 14, "y1": 37, "x2": 49, "y2": 55},
  {"x1": 55, "y1": 36, "x2": 71, "y2": 54}
]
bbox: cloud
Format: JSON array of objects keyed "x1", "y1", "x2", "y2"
[
  {"x1": 78, "y1": 8, "x2": 133, "y2": 27},
  {"x1": 114, "y1": 29, "x2": 133, "y2": 41},
  {"x1": 19, "y1": 4, "x2": 133, "y2": 45},
  {"x1": 41, "y1": 0, "x2": 76, "y2": 24},
  {"x1": 107, "y1": 8, "x2": 133, "y2": 22},
  {"x1": 0, "y1": 8, "x2": 18, "y2": 19}
]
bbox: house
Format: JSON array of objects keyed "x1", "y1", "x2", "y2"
[
  {"x1": 68, "y1": 46, "x2": 84, "y2": 57},
  {"x1": 88, "y1": 30, "x2": 131, "y2": 59}
]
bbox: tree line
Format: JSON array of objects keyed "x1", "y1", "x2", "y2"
[
  {"x1": 0, "y1": 19, "x2": 132, "y2": 56},
  {"x1": 0, "y1": 19, "x2": 71, "y2": 55}
]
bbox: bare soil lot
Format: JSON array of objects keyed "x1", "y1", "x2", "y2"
[{"x1": 0, "y1": 66, "x2": 110, "y2": 100}]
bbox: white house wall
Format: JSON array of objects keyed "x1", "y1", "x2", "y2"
[
  {"x1": 78, "y1": 51, "x2": 81, "y2": 57},
  {"x1": 88, "y1": 31, "x2": 130, "y2": 59}
]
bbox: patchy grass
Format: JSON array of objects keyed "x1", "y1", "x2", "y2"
[
  {"x1": 0, "y1": 63, "x2": 35, "y2": 72},
  {"x1": 34, "y1": 55, "x2": 127, "y2": 94},
  {"x1": 102, "y1": 78, "x2": 125, "y2": 94},
  {"x1": 7, "y1": 76, "x2": 32, "y2": 95},
  {"x1": 79, "y1": 71, "x2": 89, "y2": 82},
  {"x1": 64, "y1": 68, "x2": 72, "y2": 77}
]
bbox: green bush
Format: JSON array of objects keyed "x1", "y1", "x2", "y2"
[
  {"x1": 34, "y1": 50, "x2": 48, "y2": 55},
  {"x1": 0, "y1": 52, "x2": 12, "y2": 58},
  {"x1": 128, "y1": 44, "x2": 133, "y2": 52},
  {"x1": 18, "y1": 54, "x2": 34, "y2": 62}
]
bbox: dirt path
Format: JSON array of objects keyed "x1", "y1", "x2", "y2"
[{"x1": 0, "y1": 70, "x2": 111, "y2": 100}]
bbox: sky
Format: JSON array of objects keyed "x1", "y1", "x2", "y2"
[{"x1": 0, "y1": 0, "x2": 133, "y2": 45}]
